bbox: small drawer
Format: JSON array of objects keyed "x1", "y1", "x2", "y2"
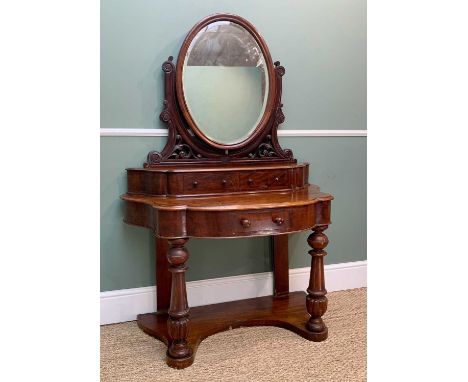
[
  {"x1": 183, "y1": 172, "x2": 238, "y2": 194},
  {"x1": 239, "y1": 170, "x2": 290, "y2": 191},
  {"x1": 228, "y1": 209, "x2": 290, "y2": 235}
]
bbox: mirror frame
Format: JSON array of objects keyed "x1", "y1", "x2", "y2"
[{"x1": 175, "y1": 13, "x2": 277, "y2": 150}]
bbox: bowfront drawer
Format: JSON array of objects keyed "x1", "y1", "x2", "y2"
[
  {"x1": 239, "y1": 170, "x2": 290, "y2": 191},
  {"x1": 228, "y1": 209, "x2": 291, "y2": 235},
  {"x1": 183, "y1": 172, "x2": 238, "y2": 194},
  {"x1": 185, "y1": 204, "x2": 319, "y2": 237}
]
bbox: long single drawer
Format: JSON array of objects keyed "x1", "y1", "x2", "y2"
[{"x1": 186, "y1": 208, "x2": 295, "y2": 237}]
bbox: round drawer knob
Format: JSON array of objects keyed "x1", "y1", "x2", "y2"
[
  {"x1": 222, "y1": 179, "x2": 227, "y2": 185},
  {"x1": 247, "y1": 178, "x2": 253, "y2": 184},
  {"x1": 192, "y1": 181, "x2": 198, "y2": 187},
  {"x1": 240, "y1": 218, "x2": 251, "y2": 228},
  {"x1": 274, "y1": 177, "x2": 279, "y2": 182},
  {"x1": 273, "y1": 216, "x2": 284, "y2": 225}
]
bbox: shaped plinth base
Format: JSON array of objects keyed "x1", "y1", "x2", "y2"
[{"x1": 137, "y1": 291, "x2": 328, "y2": 369}]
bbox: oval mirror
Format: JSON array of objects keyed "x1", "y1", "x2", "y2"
[{"x1": 178, "y1": 16, "x2": 273, "y2": 148}]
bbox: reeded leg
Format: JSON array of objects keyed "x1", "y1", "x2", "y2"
[
  {"x1": 306, "y1": 225, "x2": 329, "y2": 340},
  {"x1": 166, "y1": 238, "x2": 192, "y2": 363}
]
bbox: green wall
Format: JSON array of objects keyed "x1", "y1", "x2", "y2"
[
  {"x1": 101, "y1": 0, "x2": 366, "y2": 131},
  {"x1": 100, "y1": 137, "x2": 366, "y2": 291},
  {"x1": 100, "y1": 0, "x2": 366, "y2": 292}
]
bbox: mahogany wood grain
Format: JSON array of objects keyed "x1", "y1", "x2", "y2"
[
  {"x1": 166, "y1": 238, "x2": 192, "y2": 361},
  {"x1": 305, "y1": 225, "x2": 329, "y2": 339},
  {"x1": 272, "y1": 235, "x2": 289, "y2": 297},
  {"x1": 122, "y1": 186, "x2": 332, "y2": 239},
  {"x1": 127, "y1": 162, "x2": 309, "y2": 197},
  {"x1": 239, "y1": 169, "x2": 289, "y2": 191},
  {"x1": 156, "y1": 237, "x2": 170, "y2": 311},
  {"x1": 182, "y1": 171, "x2": 239, "y2": 194},
  {"x1": 122, "y1": 186, "x2": 330, "y2": 211},
  {"x1": 138, "y1": 291, "x2": 325, "y2": 369}
]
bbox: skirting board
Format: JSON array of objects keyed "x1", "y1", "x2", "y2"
[{"x1": 100, "y1": 260, "x2": 366, "y2": 325}]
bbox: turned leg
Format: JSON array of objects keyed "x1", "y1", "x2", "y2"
[
  {"x1": 306, "y1": 225, "x2": 329, "y2": 340},
  {"x1": 166, "y1": 238, "x2": 192, "y2": 361}
]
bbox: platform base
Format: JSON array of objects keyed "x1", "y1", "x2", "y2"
[{"x1": 137, "y1": 291, "x2": 328, "y2": 369}]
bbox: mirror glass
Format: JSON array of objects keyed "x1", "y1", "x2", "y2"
[{"x1": 182, "y1": 21, "x2": 269, "y2": 145}]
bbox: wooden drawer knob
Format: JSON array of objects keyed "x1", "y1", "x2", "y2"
[
  {"x1": 222, "y1": 179, "x2": 227, "y2": 186},
  {"x1": 274, "y1": 177, "x2": 279, "y2": 182},
  {"x1": 240, "y1": 218, "x2": 251, "y2": 228},
  {"x1": 247, "y1": 178, "x2": 253, "y2": 184},
  {"x1": 192, "y1": 181, "x2": 198, "y2": 187},
  {"x1": 273, "y1": 216, "x2": 284, "y2": 225}
]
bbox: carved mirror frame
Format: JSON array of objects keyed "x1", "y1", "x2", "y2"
[{"x1": 145, "y1": 13, "x2": 294, "y2": 167}]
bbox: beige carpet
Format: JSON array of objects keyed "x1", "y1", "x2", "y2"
[{"x1": 101, "y1": 288, "x2": 366, "y2": 382}]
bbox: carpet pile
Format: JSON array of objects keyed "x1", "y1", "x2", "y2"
[{"x1": 101, "y1": 287, "x2": 366, "y2": 381}]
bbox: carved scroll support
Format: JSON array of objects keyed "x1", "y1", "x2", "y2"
[
  {"x1": 144, "y1": 57, "x2": 204, "y2": 167},
  {"x1": 166, "y1": 238, "x2": 192, "y2": 364},
  {"x1": 268, "y1": 61, "x2": 293, "y2": 159},
  {"x1": 145, "y1": 55, "x2": 296, "y2": 165},
  {"x1": 305, "y1": 225, "x2": 329, "y2": 341}
]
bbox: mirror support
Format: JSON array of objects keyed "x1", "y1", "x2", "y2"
[
  {"x1": 144, "y1": 14, "x2": 294, "y2": 167},
  {"x1": 145, "y1": 57, "x2": 293, "y2": 167}
]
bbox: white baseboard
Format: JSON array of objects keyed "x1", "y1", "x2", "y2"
[{"x1": 100, "y1": 260, "x2": 366, "y2": 325}]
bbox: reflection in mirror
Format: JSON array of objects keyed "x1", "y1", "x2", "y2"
[{"x1": 182, "y1": 21, "x2": 269, "y2": 145}]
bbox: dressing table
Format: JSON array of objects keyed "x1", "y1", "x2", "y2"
[{"x1": 121, "y1": 14, "x2": 334, "y2": 369}]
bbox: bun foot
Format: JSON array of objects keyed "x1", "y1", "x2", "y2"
[
  {"x1": 166, "y1": 351, "x2": 194, "y2": 369},
  {"x1": 168, "y1": 340, "x2": 192, "y2": 359},
  {"x1": 305, "y1": 320, "x2": 328, "y2": 342}
]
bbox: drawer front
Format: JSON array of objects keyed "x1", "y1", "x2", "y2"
[
  {"x1": 228, "y1": 209, "x2": 291, "y2": 235},
  {"x1": 239, "y1": 170, "x2": 290, "y2": 191},
  {"x1": 183, "y1": 172, "x2": 239, "y2": 194},
  {"x1": 185, "y1": 204, "x2": 319, "y2": 238}
]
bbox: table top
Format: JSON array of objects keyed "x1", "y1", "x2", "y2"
[
  {"x1": 127, "y1": 162, "x2": 308, "y2": 173},
  {"x1": 121, "y1": 185, "x2": 333, "y2": 212}
]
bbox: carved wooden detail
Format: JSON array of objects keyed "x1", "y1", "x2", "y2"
[
  {"x1": 306, "y1": 225, "x2": 329, "y2": 340},
  {"x1": 166, "y1": 238, "x2": 192, "y2": 361},
  {"x1": 143, "y1": 19, "x2": 294, "y2": 167}
]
